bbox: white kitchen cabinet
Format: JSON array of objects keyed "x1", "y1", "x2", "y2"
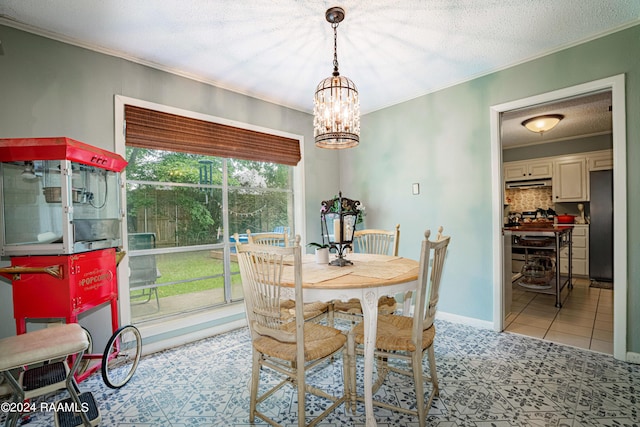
[
  {"x1": 587, "y1": 149, "x2": 613, "y2": 171},
  {"x1": 553, "y1": 156, "x2": 588, "y2": 202},
  {"x1": 560, "y1": 225, "x2": 589, "y2": 276},
  {"x1": 504, "y1": 162, "x2": 528, "y2": 181},
  {"x1": 504, "y1": 159, "x2": 553, "y2": 181}
]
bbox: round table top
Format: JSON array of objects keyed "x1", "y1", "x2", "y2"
[{"x1": 280, "y1": 253, "x2": 419, "y2": 290}]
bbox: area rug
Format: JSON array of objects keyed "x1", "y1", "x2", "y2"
[{"x1": 590, "y1": 280, "x2": 614, "y2": 289}]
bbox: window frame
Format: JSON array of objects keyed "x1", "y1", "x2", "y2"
[{"x1": 114, "y1": 95, "x2": 306, "y2": 333}]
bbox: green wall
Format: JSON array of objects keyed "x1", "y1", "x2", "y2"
[
  {"x1": 345, "y1": 24, "x2": 640, "y2": 352},
  {"x1": 1, "y1": 22, "x2": 638, "y2": 354},
  {"x1": 0, "y1": 24, "x2": 338, "y2": 340}
]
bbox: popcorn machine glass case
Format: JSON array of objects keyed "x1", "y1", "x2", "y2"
[{"x1": 0, "y1": 137, "x2": 128, "y2": 256}]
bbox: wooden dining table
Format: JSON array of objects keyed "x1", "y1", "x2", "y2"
[{"x1": 280, "y1": 252, "x2": 420, "y2": 427}]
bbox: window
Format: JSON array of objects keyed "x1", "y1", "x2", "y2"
[{"x1": 115, "y1": 97, "x2": 304, "y2": 327}]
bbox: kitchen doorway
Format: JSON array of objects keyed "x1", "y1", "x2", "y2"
[{"x1": 489, "y1": 75, "x2": 628, "y2": 361}]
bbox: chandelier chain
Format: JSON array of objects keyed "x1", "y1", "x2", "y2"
[{"x1": 332, "y1": 22, "x2": 339, "y2": 76}]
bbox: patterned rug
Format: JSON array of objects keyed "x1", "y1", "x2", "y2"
[
  {"x1": 2, "y1": 319, "x2": 638, "y2": 426},
  {"x1": 590, "y1": 280, "x2": 614, "y2": 289}
]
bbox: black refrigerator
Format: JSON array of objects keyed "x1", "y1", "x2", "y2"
[{"x1": 589, "y1": 170, "x2": 613, "y2": 282}]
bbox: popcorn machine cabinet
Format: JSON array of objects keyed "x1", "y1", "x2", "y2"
[
  {"x1": 5, "y1": 249, "x2": 119, "y2": 334},
  {"x1": 0, "y1": 137, "x2": 127, "y2": 334}
]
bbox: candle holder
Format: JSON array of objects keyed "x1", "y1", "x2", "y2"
[{"x1": 320, "y1": 192, "x2": 360, "y2": 266}]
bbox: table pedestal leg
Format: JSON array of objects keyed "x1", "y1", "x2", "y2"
[{"x1": 361, "y1": 290, "x2": 379, "y2": 427}]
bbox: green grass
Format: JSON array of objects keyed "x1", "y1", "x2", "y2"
[{"x1": 137, "y1": 250, "x2": 241, "y2": 299}]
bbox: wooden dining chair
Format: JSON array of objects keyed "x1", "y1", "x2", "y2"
[
  {"x1": 236, "y1": 236, "x2": 349, "y2": 427},
  {"x1": 246, "y1": 228, "x2": 289, "y2": 247},
  {"x1": 333, "y1": 224, "x2": 401, "y2": 319},
  {"x1": 347, "y1": 227, "x2": 450, "y2": 427},
  {"x1": 243, "y1": 229, "x2": 329, "y2": 323},
  {"x1": 352, "y1": 225, "x2": 400, "y2": 256}
]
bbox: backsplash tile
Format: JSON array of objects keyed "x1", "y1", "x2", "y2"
[{"x1": 505, "y1": 187, "x2": 553, "y2": 212}]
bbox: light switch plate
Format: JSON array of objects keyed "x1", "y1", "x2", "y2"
[{"x1": 412, "y1": 183, "x2": 420, "y2": 195}]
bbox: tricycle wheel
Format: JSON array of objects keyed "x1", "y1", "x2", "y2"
[{"x1": 101, "y1": 324, "x2": 141, "y2": 389}]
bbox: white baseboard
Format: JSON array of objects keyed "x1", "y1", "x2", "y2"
[
  {"x1": 436, "y1": 311, "x2": 493, "y2": 330},
  {"x1": 627, "y1": 351, "x2": 640, "y2": 364}
]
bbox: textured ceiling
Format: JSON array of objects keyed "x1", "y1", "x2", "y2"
[
  {"x1": 501, "y1": 91, "x2": 613, "y2": 149},
  {"x1": 0, "y1": 1, "x2": 638, "y2": 144}
]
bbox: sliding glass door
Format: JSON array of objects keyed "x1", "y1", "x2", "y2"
[{"x1": 125, "y1": 147, "x2": 295, "y2": 324}]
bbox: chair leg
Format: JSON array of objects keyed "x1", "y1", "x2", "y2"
[
  {"x1": 249, "y1": 349, "x2": 260, "y2": 423},
  {"x1": 297, "y1": 358, "x2": 305, "y2": 427},
  {"x1": 412, "y1": 350, "x2": 426, "y2": 427},
  {"x1": 426, "y1": 345, "x2": 439, "y2": 396},
  {"x1": 372, "y1": 356, "x2": 389, "y2": 394},
  {"x1": 341, "y1": 343, "x2": 350, "y2": 414},
  {"x1": 152, "y1": 287, "x2": 160, "y2": 308},
  {"x1": 327, "y1": 301, "x2": 335, "y2": 328}
]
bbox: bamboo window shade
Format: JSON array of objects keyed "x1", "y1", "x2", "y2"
[{"x1": 124, "y1": 105, "x2": 301, "y2": 166}]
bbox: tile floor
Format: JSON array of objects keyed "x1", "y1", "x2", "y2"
[
  {"x1": 505, "y1": 277, "x2": 614, "y2": 354},
  {"x1": 2, "y1": 319, "x2": 638, "y2": 426}
]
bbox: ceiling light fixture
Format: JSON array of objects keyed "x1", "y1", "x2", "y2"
[
  {"x1": 313, "y1": 7, "x2": 360, "y2": 149},
  {"x1": 521, "y1": 114, "x2": 564, "y2": 134}
]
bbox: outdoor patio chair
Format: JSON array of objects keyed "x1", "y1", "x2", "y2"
[
  {"x1": 236, "y1": 236, "x2": 348, "y2": 427},
  {"x1": 347, "y1": 227, "x2": 450, "y2": 426},
  {"x1": 333, "y1": 224, "x2": 401, "y2": 320},
  {"x1": 246, "y1": 228, "x2": 289, "y2": 247},
  {"x1": 128, "y1": 254, "x2": 161, "y2": 309},
  {"x1": 128, "y1": 232, "x2": 161, "y2": 311}
]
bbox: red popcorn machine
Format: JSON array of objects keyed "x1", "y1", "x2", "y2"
[{"x1": 0, "y1": 137, "x2": 128, "y2": 334}]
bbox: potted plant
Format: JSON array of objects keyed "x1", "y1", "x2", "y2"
[{"x1": 307, "y1": 242, "x2": 330, "y2": 264}]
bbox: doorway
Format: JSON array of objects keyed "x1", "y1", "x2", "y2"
[{"x1": 489, "y1": 75, "x2": 628, "y2": 361}]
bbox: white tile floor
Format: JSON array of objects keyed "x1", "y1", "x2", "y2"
[{"x1": 505, "y1": 277, "x2": 614, "y2": 354}]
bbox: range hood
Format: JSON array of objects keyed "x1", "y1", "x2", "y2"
[{"x1": 506, "y1": 179, "x2": 552, "y2": 189}]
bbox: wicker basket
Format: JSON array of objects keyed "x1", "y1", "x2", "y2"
[
  {"x1": 517, "y1": 277, "x2": 553, "y2": 290},
  {"x1": 519, "y1": 272, "x2": 554, "y2": 285},
  {"x1": 520, "y1": 256, "x2": 555, "y2": 285},
  {"x1": 518, "y1": 237, "x2": 554, "y2": 247}
]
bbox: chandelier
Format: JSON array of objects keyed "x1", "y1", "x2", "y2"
[{"x1": 313, "y1": 7, "x2": 360, "y2": 149}]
